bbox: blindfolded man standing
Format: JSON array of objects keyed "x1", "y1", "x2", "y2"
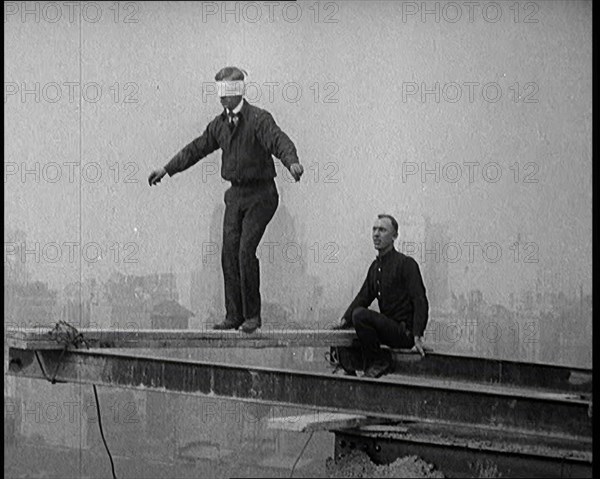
[{"x1": 149, "y1": 66, "x2": 304, "y2": 333}]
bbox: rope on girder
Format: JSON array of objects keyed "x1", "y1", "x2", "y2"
[{"x1": 35, "y1": 321, "x2": 117, "y2": 479}]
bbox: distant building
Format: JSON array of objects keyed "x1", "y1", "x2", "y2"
[
  {"x1": 423, "y1": 217, "x2": 450, "y2": 313},
  {"x1": 191, "y1": 201, "x2": 324, "y2": 327},
  {"x1": 150, "y1": 300, "x2": 194, "y2": 330},
  {"x1": 538, "y1": 292, "x2": 592, "y2": 367},
  {"x1": 4, "y1": 229, "x2": 29, "y2": 285},
  {"x1": 60, "y1": 280, "x2": 95, "y2": 328},
  {"x1": 4, "y1": 281, "x2": 58, "y2": 327},
  {"x1": 106, "y1": 272, "x2": 178, "y2": 327},
  {"x1": 191, "y1": 204, "x2": 225, "y2": 323}
]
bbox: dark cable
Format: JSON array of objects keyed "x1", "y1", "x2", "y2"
[
  {"x1": 93, "y1": 383, "x2": 117, "y2": 479},
  {"x1": 50, "y1": 346, "x2": 68, "y2": 384},
  {"x1": 289, "y1": 431, "x2": 314, "y2": 478},
  {"x1": 40, "y1": 321, "x2": 118, "y2": 478},
  {"x1": 33, "y1": 350, "x2": 67, "y2": 384}
]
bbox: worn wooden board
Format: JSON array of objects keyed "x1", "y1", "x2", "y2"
[
  {"x1": 268, "y1": 413, "x2": 386, "y2": 432},
  {"x1": 6, "y1": 327, "x2": 357, "y2": 350}
]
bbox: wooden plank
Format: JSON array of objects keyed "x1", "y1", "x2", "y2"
[
  {"x1": 268, "y1": 413, "x2": 384, "y2": 432},
  {"x1": 6, "y1": 327, "x2": 357, "y2": 350}
]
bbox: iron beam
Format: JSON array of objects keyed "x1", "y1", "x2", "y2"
[
  {"x1": 333, "y1": 424, "x2": 592, "y2": 478},
  {"x1": 8, "y1": 348, "x2": 592, "y2": 438},
  {"x1": 334, "y1": 347, "x2": 593, "y2": 394},
  {"x1": 7, "y1": 327, "x2": 592, "y2": 396}
]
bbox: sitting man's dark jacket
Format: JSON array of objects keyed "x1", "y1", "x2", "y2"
[{"x1": 342, "y1": 248, "x2": 429, "y2": 337}]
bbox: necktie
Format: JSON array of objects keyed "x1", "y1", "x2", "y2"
[{"x1": 228, "y1": 112, "x2": 238, "y2": 131}]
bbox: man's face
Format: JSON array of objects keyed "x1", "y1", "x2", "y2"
[
  {"x1": 220, "y1": 95, "x2": 243, "y2": 111},
  {"x1": 372, "y1": 217, "x2": 397, "y2": 252}
]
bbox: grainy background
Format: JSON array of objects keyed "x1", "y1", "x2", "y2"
[{"x1": 4, "y1": 1, "x2": 592, "y2": 477}]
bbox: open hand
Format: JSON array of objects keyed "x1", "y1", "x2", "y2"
[
  {"x1": 330, "y1": 317, "x2": 352, "y2": 330},
  {"x1": 148, "y1": 167, "x2": 167, "y2": 186},
  {"x1": 411, "y1": 336, "x2": 426, "y2": 357}
]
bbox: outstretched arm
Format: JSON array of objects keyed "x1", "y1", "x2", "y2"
[
  {"x1": 164, "y1": 123, "x2": 220, "y2": 177},
  {"x1": 148, "y1": 122, "x2": 220, "y2": 186},
  {"x1": 255, "y1": 112, "x2": 303, "y2": 181}
]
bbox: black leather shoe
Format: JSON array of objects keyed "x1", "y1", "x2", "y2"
[
  {"x1": 326, "y1": 349, "x2": 358, "y2": 376},
  {"x1": 213, "y1": 319, "x2": 243, "y2": 330},
  {"x1": 240, "y1": 317, "x2": 261, "y2": 333},
  {"x1": 363, "y1": 360, "x2": 392, "y2": 378}
]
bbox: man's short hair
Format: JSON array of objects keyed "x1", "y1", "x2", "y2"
[
  {"x1": 215, "y1": 66, "x2": 246, "y2": 82},
  {"x1": 377, "y1": 214, "x2": 398, "y2": 235}
]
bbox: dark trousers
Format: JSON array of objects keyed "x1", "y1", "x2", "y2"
[
  {"x1": 352, "y1": 307, "x2": 414, "y2": 364},
  {"x1": 222, "y1": 180, "x2": 278, "y2": 322}
]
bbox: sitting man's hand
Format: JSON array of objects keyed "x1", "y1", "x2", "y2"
[
  {"x1": 148, "y1": 167, "x2": 167, "y2": 186},
  {"x1": 330, "y1": 317, "x2": 353, "y2": 330},
  {"x1": 289, "y1": 163, "x2": 304, "y2": 182},
  {"x1": 411, "y1": 335, "x2": 426, "y2": 357}
]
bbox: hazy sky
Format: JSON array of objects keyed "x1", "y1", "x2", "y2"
[{"x1": 5, "y1": 1, "x2": 592, "y2": 308}]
